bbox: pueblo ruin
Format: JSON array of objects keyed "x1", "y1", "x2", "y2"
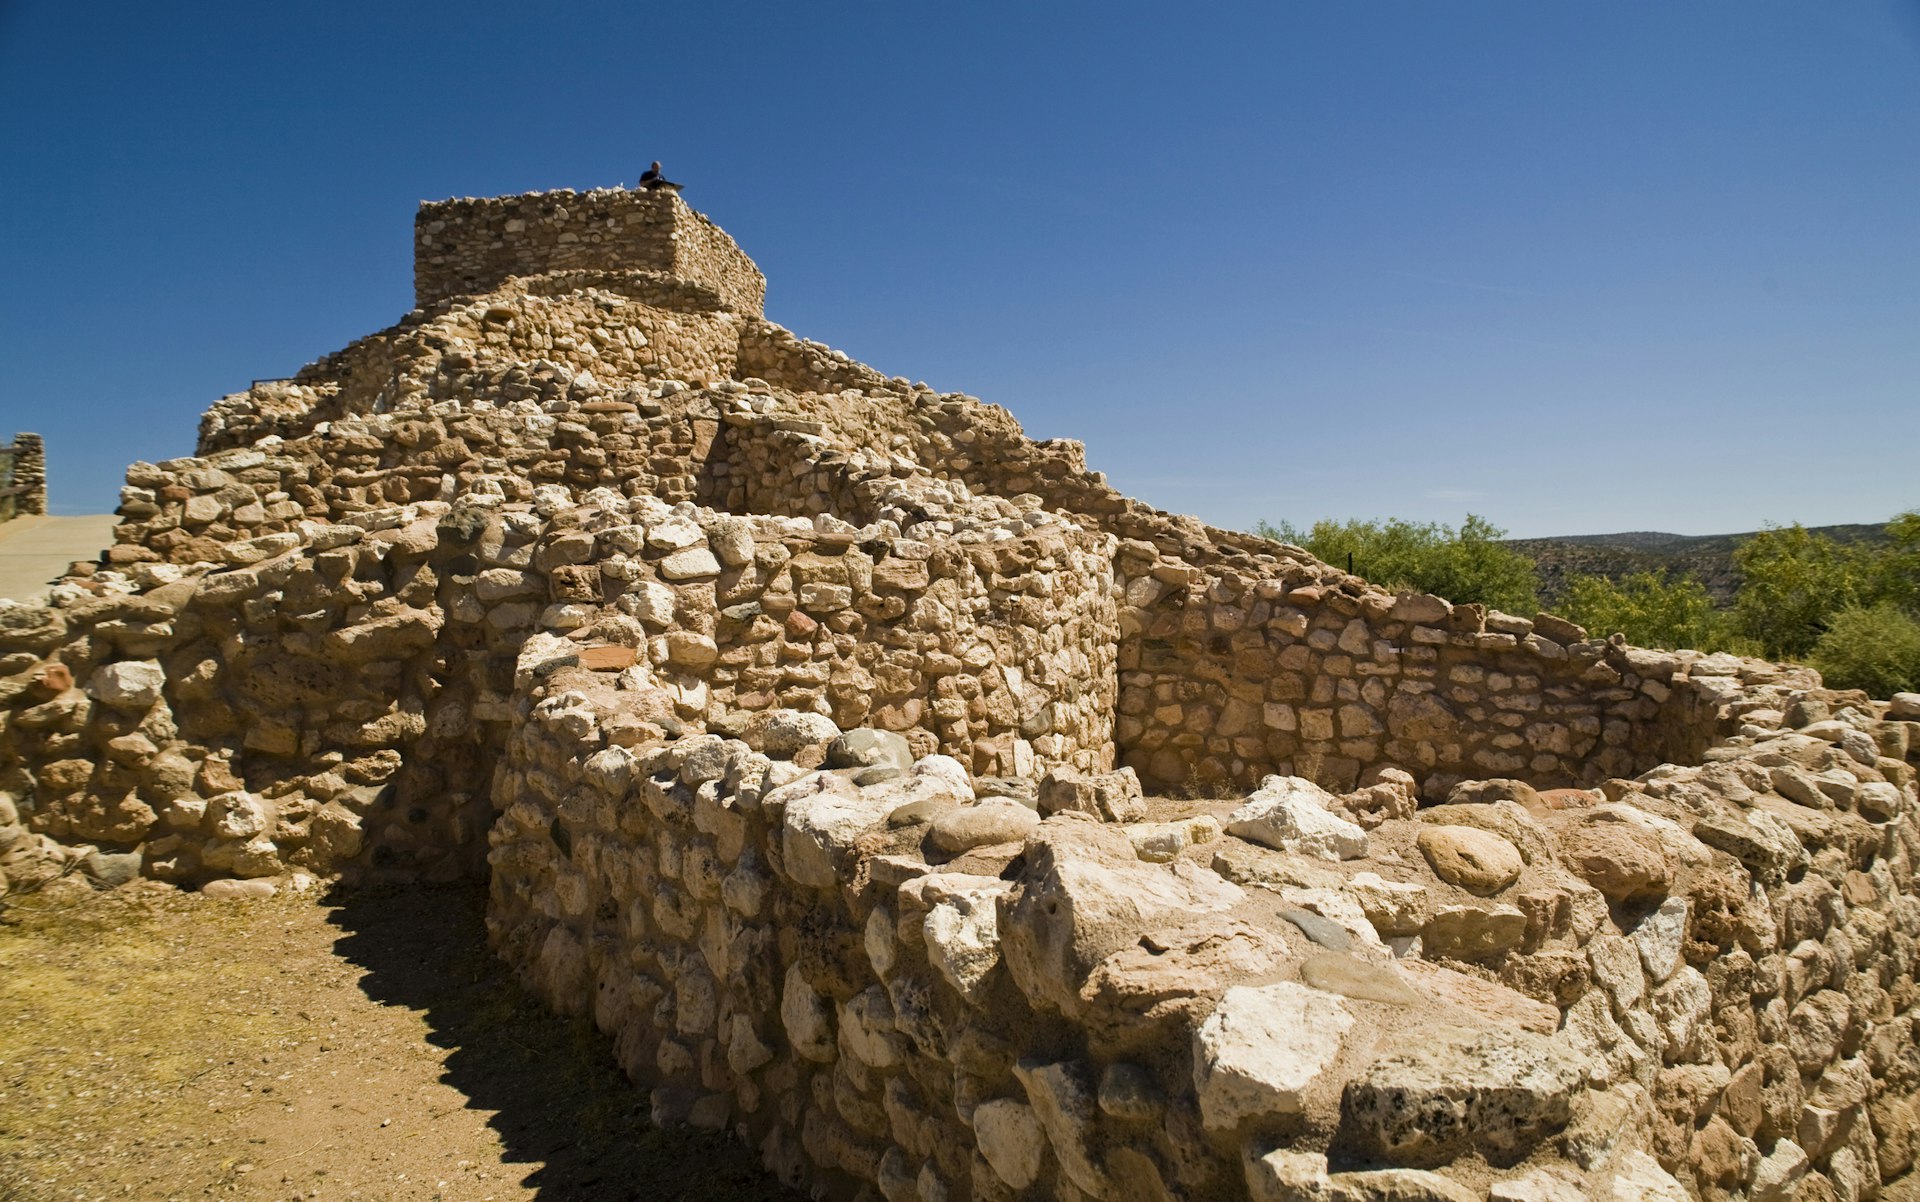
[{"x1": 4, "y1": 183, "x2": 1920, "y2": 1202}]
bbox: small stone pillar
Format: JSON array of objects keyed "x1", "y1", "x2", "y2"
[{"x1": 10, "y1": 433, "x2": 46, "y2": 516}]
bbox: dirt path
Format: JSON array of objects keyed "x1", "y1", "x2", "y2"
[
  {"x1": 0, "y1": 883, "x2": 799, "y2": 1202},
  {"x1": 0, "y1": 515, "x2": 118, "y2": 604}
]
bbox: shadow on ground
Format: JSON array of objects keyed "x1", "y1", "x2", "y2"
[{"x1": 325, "y1": 884, "x2": 803, "y2": 1202}]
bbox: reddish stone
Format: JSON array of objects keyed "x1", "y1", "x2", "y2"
[
  {"x1": 576, "y1": 645, "x2": 637, "y2": 672},
  {"x1": 1536, "y1": 788, "x2": 1600, "y2": 811},
  {"x1": 785, "y1": 610, "x2": 818, "y2": 638},
  {"x1": 33, "y1": 662, "x2": 73, "y2": 694}
]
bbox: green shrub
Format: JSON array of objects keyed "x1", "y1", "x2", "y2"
[
  {"x1": 1558, "y1": 570, "x2": 1747, "y2": 653},
  {"x1": 1253, "y1": 514, "x2": 1539, "y2": 613},
  {"x1": 1811, "y1": 604, "x2": 1920, "y2": 697}
]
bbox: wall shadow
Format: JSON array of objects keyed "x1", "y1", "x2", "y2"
[{"x1": 323, "y1": 884, "x2": 802, "y2": 1202}]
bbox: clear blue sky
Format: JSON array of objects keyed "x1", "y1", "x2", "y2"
[{"x1": 3, "y1": 2, "x2": 1916, "y2": 537}]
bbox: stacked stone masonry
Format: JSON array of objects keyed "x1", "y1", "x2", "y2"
[
  {"x1": 413, "y1": 187, "x2": 767, "y2": 315},
  {"x1": 4, "y1": 184, "x2": 1920, "y2": 1202},
  {"x1": 2, "y1": 433, "x2": 47, "y2": 519}
]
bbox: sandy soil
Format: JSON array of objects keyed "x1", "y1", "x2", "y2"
[
  {"x1": 0, "y1": 515, "x2": 118, "y2": 605},
  {"x1": 0, "y1": 882, "x2": 800, "y2": 1202}
]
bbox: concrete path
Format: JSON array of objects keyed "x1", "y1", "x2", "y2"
[{"x1": 0, "y1": 514, "x2": 119, "y2": 604}]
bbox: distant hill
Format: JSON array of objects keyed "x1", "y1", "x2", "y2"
[{"x1": 1509, "y1": 523, "x2": 1893, "y2": 606}]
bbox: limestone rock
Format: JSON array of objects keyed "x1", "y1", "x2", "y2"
[
  {"x1": 1000, "y1": 819, "x2": 1243, "y2": 1015},
  {"x1": 1630, "y1": 895, "x2": 1688, "y2": 984},
  {"x1": 777, "y1": 773, "x2": 887, "y2": 888},
  {"x1": 80, "y1": 849, "x2": 142, "y2": 888},
  {"x1": 1602, "y1": 1150, "x2": 1688, "y2": 1202},
  {"x1": 1420, "y1": 903, "x2": 1526, "y2": 961},
  {"x1": 1299, "y1": 952, "x2": 1421, "y2": 1007},
  {"x1": 1555, "y1": 816, "x2": 1669, "y2": 902},
  {"x1": 1244, "y1": 1149, "x2": 1333, "y2": 1202},
  {"x1": 1192, "y1": 982, "x2": 1353, "y2": 1130},
  {"x1": 971, "y1": 1099, "x2": 1044, "y2": 1190},
  {"x1": 917, "y1": 875, "x2": 1012, "y2": 1001},
  {"x1": 87, "y1": 660, "x2": 165, "y2": 711},
  {"x1": 927, "y1": 802, "x2": 1039, "y2": 855},
  {"x1": 780, "y1": 965, "x2": 835, "y2": 1062},
  {"x1": 658, "y1": 546, "x2": 721, "y2": 580},
  {"x1": 1126, "y1": 815, "x2": 1219, "y2": 863},
  {"x1": 826, "y1": 728, "x2": 914, "y2": 772},
  {"x1": 1415, "y1": 825, "x2": 1523, "y2": 895},
  {"x1": 740, "y1": 708, "x2": 839, "y2": 758},
  {"x1": 1225, "y1": 776, "x2": 1367, "y2": 862},
  {"x1": 1343, "y1": 1025, "x2": 1585, "y2": 1165},
  {"x1": 201, "y1": 877, "x2": 275, "y2": 900},
  {"x1": 1488, "y1": 1167, "x2": 1589, "y2": 1202},
  {"x1": 1012, "y1": 1060, "x2": 1111, "y2": 1198},
  {"x1": 1080, "y1": 918, "x2": 1287, "y2": 1033},
  {"x1": 1037, "y1": 766, "x2": 1145, "y2": 822}
]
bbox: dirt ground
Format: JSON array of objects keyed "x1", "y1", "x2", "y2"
[
  {"x1": 0, "y1": 515, "x2": 118, "y2": 605},
  {"x1": 0, "y1": 881, "x2": 801, "y2": 1202}
]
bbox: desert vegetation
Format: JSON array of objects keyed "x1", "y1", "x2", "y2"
[{"x1": 1256, "y1": 510, "x2": 1920, "y2": 694}]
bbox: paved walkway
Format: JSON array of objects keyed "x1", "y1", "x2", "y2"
[{"x1": 0, "y1": 514, "x2": 119, "y2": 604}]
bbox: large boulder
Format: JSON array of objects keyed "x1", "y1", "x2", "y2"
[
  {"x1": 1225, "y1": 776, "x2": 1367, "y2": 861},
  {"x1": 999, "y1": 818, "x2": 1242, "y2": 1015}
]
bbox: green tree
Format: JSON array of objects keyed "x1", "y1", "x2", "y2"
[
  {"x1": 1731, "y1": 524, "x2": 1873, "y2": 659},
  {"x1": 1811, "y1": 603, "x2": 1920, "y2": 696},
  {"x1": 1253, "y1": 514, "x2": 1539, "y2": 613},
  {"x1": 1558, "y1": 570, "x2": 1744, "y2": 653},
  {"x1": 1871, "y1": 510, "x2": 1920, "y2": 613}
]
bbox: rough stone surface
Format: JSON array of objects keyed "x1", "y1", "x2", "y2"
[
  {"x1": 1415, "y1": 824, "x2": 1524, "y2": 894},
  {"x1": 1193, "y1": 982, "x2": 1353, "y2": 1130},
  {"x1": 1343, "y1": 1026, "x2": 1586, "y2": 1166}
]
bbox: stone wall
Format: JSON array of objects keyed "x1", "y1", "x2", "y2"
[
  {"x1": 0, "y1": 434, "x2": 1116, "y2": 886},
  {"x1": 2, "y1": 433, "x2": 46, "y2": 520},
  {"x1": 413, "y1": 187, "x2": 766, "y2": 315},
  {"x1": 9, "y1": 183, "x2": 1920, "y2": 1202},
  {"x1": 489, "y1": 641, "x2": 1920, "y2": 1202}
]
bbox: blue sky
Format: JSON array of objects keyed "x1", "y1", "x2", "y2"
[{"x1": 2, "y1": 2, "x2": 1916, "y2": 537}]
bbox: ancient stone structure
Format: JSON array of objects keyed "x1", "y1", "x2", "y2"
[
  {"x1": 0, "y1": 433, "x2": 47, "y2": 520},
  {"x1": 4, "y1": 184, "x2": 1920, "y2": 1201}
]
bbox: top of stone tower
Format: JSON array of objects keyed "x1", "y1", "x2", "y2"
[{"x1": 412, "y1": 185, "x2": 766, "y2": 316}]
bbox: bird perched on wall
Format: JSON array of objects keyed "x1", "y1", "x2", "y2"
[{"x1": 638, "y1": 161, "x2": 681, "y2": 192}]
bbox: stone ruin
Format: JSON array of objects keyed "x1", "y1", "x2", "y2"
[
  {"x1": 0, "y1": 432, "x2": 47, "y2": 521},
  {"x1": 3, "y1": 183, "x2": 1920, "y2": 1202}
]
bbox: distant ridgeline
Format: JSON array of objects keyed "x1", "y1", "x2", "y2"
[{"x1": 1509, "y1": 522, "x2": 1895, "y2": 606}]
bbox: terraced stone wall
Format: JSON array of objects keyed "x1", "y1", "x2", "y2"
[{"x1": 486, "y1": 634, "x2": 1920, "y2": 1202}]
